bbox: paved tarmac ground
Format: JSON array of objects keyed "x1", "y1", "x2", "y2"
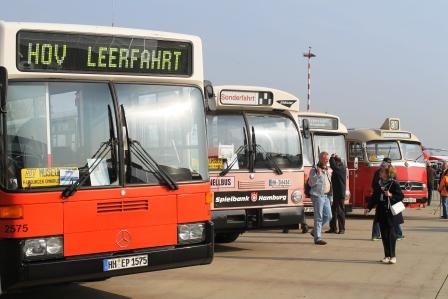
[{"x1": 4, "y1": 206, "x2": 448, "y2": 299}]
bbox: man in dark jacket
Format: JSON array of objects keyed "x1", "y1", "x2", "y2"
[
  {"x1": 426, "y1": 161, "x2": 435, "y2": 206},
  {"x1": 327, "y1": 154, "x2": 347, "y2": 234}
]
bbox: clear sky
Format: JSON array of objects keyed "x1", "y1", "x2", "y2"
[{"x1": 2, "y1": 0, "x2": 447, "y2": 148}]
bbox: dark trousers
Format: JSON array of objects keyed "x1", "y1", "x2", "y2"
[
  {"x1": 427, "y1": 189, "x2": 433, "y2": 206},
  {"x1": 330, "y1": 199, "x2": 345, "y2": 232},
  {"x1": 379, "y1": 221, "x2": 397, "y2": 258}
]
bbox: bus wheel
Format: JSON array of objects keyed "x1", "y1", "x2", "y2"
[{"x1": 215, "y1": 232, "x2": 240, "y2": 243}]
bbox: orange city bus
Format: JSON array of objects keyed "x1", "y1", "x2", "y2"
[
  {"x1": 298, "y1": 113, "x2": 351, "y2": 212},
  {"x1": 347, "y1": 118, "x2": 428, "y2": 209},
  {"x1": 0, "y1": 21, "x2": 213, "y2": 293},
  {"x1": 206, "y1": 86, "x2": 304, "y2": 243}
]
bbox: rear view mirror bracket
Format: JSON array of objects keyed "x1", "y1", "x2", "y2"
[
  {"x1": 0, "y1": 66, "x2": 8, "y2": 114},
  {"x1": 302, "y1": 118, "x2": 311, "y2": 139}
]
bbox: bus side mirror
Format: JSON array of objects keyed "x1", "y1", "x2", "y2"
[
  {"x1": 0, "y1": 66, "x2": 7, "y2": 112},
  {"x1": 354, "y1": 157, "x2": 359, "y2": 170},
  {"x1": 204, "y1": 80, "x2": 215, "y2": 100},
  {"x1": 302, "y1": 119, "x2": 311, "y2": 139}
]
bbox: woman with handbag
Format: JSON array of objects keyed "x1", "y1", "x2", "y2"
[{"x1": 365, "y1": 166, "x2": 404, "y2": 264}]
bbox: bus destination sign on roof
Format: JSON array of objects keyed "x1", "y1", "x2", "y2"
[
  {"x1": 299, "y1": 116, "x2": 338, "y2": 130},
  {"x1": 220, "y1": 90, "x2": 273, "y2": 106},
  {"x1": 17, "y1": 31, "x2": 193, "y2": 76},
  {"x1": 382, "y1": 132, "x2": 411, "y2": 139}
]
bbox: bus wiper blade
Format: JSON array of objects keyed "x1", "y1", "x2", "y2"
[
  {"x1": 256, "y1": 144, "x2": 283, "y2": 175},
  {"x1": 61, "y1": 139, "x2": 115, "y2": 199},
  {"x1": 219, "y1": 144, "x2": 248, "y2": 177},
  {"x1": 129, "y1": 140, "x2": 178, "y2": 190},
  {"x1": 62, "y1": 105, "x2": 117, "y2": 199}
]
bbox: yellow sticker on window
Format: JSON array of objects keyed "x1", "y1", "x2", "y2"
[
  {"x1": 208, "y1": 158, "x2": 224, "y2": 170},
  {"x1": 21, "y1": 167, "x2": 78, "y2": 188}
]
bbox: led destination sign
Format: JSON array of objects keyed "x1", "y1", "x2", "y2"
[
  {"x1": 299, "y1": 116, "x2": 338, "y2": 130},
  {"x1": 220, "y1": 90, "x2": 274, "y2": 106},
  {"x1": 17, "y1": 31, "x2": 192, "y2": 76}
]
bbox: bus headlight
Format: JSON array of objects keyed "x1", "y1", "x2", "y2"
[
  {"x1": 422, "y1": 184, "x2": 427, "y2": 190},
  {"x1": 22, "y1": 236, "x2": 63, "y2": 260},
  {"x1": 178, "y1": 223, "x2": 206, "y2": 245},
  {"x1": 291, "y1": 190, "x2": 303, "y2": 204}
]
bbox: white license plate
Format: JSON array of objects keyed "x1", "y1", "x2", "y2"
[
  {"x1": 103, "y1": 254, "x2": 149, "y2": 272},
  {"x1": 304, "y1": 207, "x2": 314, "y2": 212},
  {"x1": 403, "y1": 198, "x2": 417, "y2": 203}
]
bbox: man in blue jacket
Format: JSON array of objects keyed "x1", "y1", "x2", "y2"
[{"x1": 309, "y1": 151, "x2": 332, "y2": 245}]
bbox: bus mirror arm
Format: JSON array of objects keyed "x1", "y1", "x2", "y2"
[
  {"x1": 0, "y1": 66, "x2": 7, "y2": 113},
  {"x1": 204, "y1": 80, "x2": 215, "y2": 100},
  {"x1": 249, "y1": 126, "x2": 256, "y2": 173},
  {"x1": 302, "y1": 119, "x2": 311, "y2": 139}
]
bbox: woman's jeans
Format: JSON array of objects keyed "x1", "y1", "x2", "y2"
[{"x1": 442, "y1": 197, "x2": 448, "y2": 219}]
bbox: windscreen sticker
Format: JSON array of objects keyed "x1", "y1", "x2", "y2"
[
  {"x1": 208, "y1": 158, "x2": 224, "y2": 170},
  {"x1": 21, "y1": 167, "x2": 78, "y2": 188},
  {"x1": 59, "y1": 168, "x2": 80, "y2": 186}
]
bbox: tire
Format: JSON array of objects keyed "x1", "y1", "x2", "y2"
[{"x1": 215, "y1": 232, "x2": 240, "y2": 243}]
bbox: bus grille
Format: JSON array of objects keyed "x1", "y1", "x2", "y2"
[
  {"x1": 398, "y1": 181, "x2": 424, "y2": 191},
  {"x1": 238, "y1": 181, "x2": 266, "y2": 190},
  {"x1": 97, "y1": 200, "x2": 149, "y2": 213}
]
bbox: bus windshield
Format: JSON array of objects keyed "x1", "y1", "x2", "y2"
[
  {"x1": 117, "y1": 84, "x2": 208, "y2": 183},
  {"x1": 5, "y1": 81, "x2": 207, "y2": 191},
  {"x1": 207, "y1": 114, "x2": 249, "y2": 170},
  {"x1": 313, "y1": 134, "x2": 347, "y2": 164},
  {"x1": 246, "y1": 114, "x2": 301, "y2": 169},
  {"x1": 366, "y1": 141, "x2": 401, "y2": 162},
  {"x1": 400, "y1": 141, "x2": 424, "y2": 162},
  {"x1": 206, "y1": 113, "x2": 302, "y2": 171}
]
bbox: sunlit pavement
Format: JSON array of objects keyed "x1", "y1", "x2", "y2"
[{"x1": 4, "y1": 206, "x2": 448, "y2": 299}]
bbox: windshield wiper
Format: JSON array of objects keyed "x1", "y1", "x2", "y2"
[
  {"x1": 62, "y1": 105, "x2": 117, "y2": 199},
  {"x1": 219, "y1": 144, "x2": 249, "y2": 177},
  {"x1": 252, "y1": 126, "x2": 283, "y2": 175},
  {"x1": 121, "y1": 105, "x2": 178, "y2": 190},
  {"x1": 219, "y1": 127, "x2": 249, "y2": 177}
]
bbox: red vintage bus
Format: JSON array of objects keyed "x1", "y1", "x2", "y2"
[
  {"x1": 347, "y1": 118, "x2": 427, "y2": 209},
  {"x1": 0, "y1": 21, "x2": 213, "y2": 293}
]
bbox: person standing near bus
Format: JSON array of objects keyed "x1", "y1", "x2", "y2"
[
  {"x1": 309, "y1": 151, "x2": 332, "y2": 245},
  {"x1": 371, "y1": 158, "x2": 392, "y2": 240},
  {"x1": 365, "y1": 166, "x2": 404, "y2": 264},
  {"x1": 327, "y1": 154, "x2": 346, "y2": 234},
  {"x1": 438, "y1": 161, "x2": 448, "y2": 219},
  {"x1": 426, "y1": 161, "x2": 435, "y2": 206}
]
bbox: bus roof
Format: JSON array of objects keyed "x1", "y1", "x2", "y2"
[
  {"x1": 208, "y1": 85, "x2": 300, "y2": 113},
  {"x1": 298, "y1": 111, "x2": 348, "y2": 134},
  {"x1": 347, "y1": 118, "x2": 420, "y2": 143},
  {"x1": 0, "y1": 20, "x2": 203, "y2": 85}
]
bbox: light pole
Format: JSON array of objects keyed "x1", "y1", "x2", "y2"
[{"x1": 303, "y1": 47, "x2": 316, "y2": 112}]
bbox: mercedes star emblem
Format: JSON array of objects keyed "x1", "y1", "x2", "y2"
[{"x1": 116, "y1": 230, "x2": 132, "y2": 248}]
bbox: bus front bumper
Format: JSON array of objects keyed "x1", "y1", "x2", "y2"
[
  {"x1": 213, "y1": 206, "x2": 303, "y2": 232},
  {"x1": 0, "y1": 222, "x2": 214, "y2": 293}
]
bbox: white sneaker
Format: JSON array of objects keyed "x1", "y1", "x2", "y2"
[
  {"x1": 381, "y1": 257, "x2": 390, "y2": 264},
  {"x1": 389, "y1": 257, "x2": 397, "y2": 264}
]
